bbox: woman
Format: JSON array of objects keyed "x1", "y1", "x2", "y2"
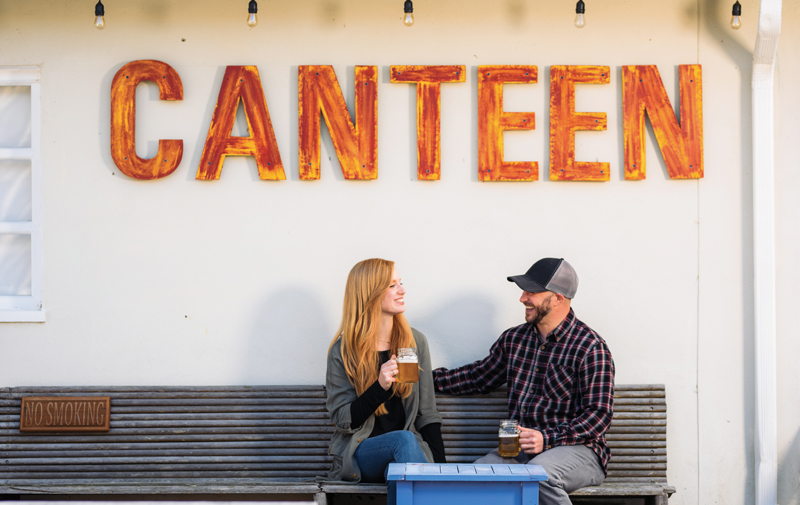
[{"x1": 324, "y1": 259, "x2": 445, "y2": 504}]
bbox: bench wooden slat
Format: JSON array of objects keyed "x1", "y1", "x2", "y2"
[
  {"x1": 113, "y1": 413, "x2": 332, "y2": 421},
  {"x1": 571, "y1": 483, "x2": 675, "y2": 496},
  {"x1": 1, "y1": 482, "x2": 324, "y2": 493},
  {"x1": 613, "y1": 390, "x2": 665, "y2": 398},
  {"x1": 3, "y1": 426, "x2": 336, "y2": 435},
  {"x1": 7, "y1": 455, "x2": 333, "y2": 465},
  {"x1": 1, "y1": 385, "x2": 327, "y2": 393},
  {"x1": 610, "y1": 448, "x2": 667, "y2": 455},
  {"x1": 614, "y1": 398, "x2": 670, "y2": 405},
  {"x1": 4, "y1": 448, "x2": 332, "y2": 458},
  {"x1": 606, "y1": 433, "x2": 666, "y2": 440},
  {"x1": 605, "y1": 478, "x2": 668, "y2": 484},
  {"x1": 1, "y1": 434, "x2": 334, "y2": 444},
  {"x1": 608, "y1": 456, "x2": 667, "y2": 463},
  {"x1": 3, "y1": 441, "x2": 330, "y2": 452},
  {"x1": 607, "y1": 470, "x2": 667, "y2": 477}
]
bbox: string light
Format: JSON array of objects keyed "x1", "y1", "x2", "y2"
[
  {"x1": 731, "y1": 1, "x2": 742, "y2": 29},
  {"x1": 574, "y1": 0, "x2": 586, "y2": 28},
  {"x1": 403, "y1": 0, "x2": 414, "y2": 27},
  {"x1": 94, "y1": 0, "x2": 105, "y2": 30},
  {"x1": 247, "y1": 0, "x2": 258, "y2": 27}
]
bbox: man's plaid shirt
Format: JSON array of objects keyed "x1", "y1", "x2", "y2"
[{"x1": 433, "y1": 309, "x2": 615, "y2": 473}]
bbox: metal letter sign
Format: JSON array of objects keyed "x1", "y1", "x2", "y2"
[{"x1": 109, "y1": 61, "x2": 704, "y2": 181}]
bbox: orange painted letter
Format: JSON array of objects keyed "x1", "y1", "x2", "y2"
[
  {"x1": 298, "y1": 66, "x2": 378, "y2": 180},
  {"x1": 478, "y1": 66, "x2": 538, "y2": 181},
  {"x1": 197, "y1": 66, "x2": 285, "y2": 180},
  {"x1": 391, "y1": 65, "x2": 465, "y2": 180},
  {"x1": 549, "y1": 66, "x2": 610, "y2": 181},
  {"x1": 111, "y1": 60, "x2": 183, "y2": 180},
  {"x1": 622, "y1": 65, "x2": 703, "y2": 179}
]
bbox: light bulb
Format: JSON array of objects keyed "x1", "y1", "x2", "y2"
[
  {"x1": 94, "y1": 0, "x2": 105, "y2": 30},
  {"x1": 247, "y1": 0, "x2": 258, "y2": 27},
  {"x1": 403, "y1": 0, "x2": 414, "y2": 27},
  {"x1": 574, "y1": 0, "x2": 586, "y2": 28},
  {"x1": 731, "y1": 1, "x2": 742, "y2": 29}
]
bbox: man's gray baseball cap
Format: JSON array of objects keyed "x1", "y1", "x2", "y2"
[{"x1": 507, "y1": 258, "x2": 579, "y2": 299}]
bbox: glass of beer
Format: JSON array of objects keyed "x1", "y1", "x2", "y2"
[
  {"x1": 396, "y1": 348, "x2": 419, "y2": 383},
  {"x1": 498, "y1": 420, "x2": 521, "y2": 458}
]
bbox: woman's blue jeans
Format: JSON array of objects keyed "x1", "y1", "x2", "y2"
[{"x1": 353, "y1": 430, "x2": 427, "y2": 505}]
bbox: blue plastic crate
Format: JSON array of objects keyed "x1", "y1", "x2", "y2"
[{"x1": 387, "y1": 463, "x2": 548, "y2": 505}]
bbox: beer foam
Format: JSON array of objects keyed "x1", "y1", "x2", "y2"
[
  {"x1": 499, "y1": 434, "x2": 519, "y2": 438},
  {"x1": 396, "y1": 356, "x2": 418, "y2": 363}
]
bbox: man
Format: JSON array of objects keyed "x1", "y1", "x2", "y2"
[{"x1": 433, "y1": 258, "x2": 614, "y2": 505}]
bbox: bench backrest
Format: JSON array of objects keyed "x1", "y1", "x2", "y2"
[
  {"x1": 437, "y1": 384, "x2": 667, "y2": 484},
  {"x1": 0, "y1": 384, "x2": 666, "y2": 485}
]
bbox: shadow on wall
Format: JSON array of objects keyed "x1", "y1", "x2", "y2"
[
  {"x1": 411, "y1": 295, "x2": 500, "y2": 369},
  {"x1": 244, "y1": 286, "x2": 332, "y2": 385},
  {"x1": 778, "y1": 428, "x2": 800, "y2": 505}
]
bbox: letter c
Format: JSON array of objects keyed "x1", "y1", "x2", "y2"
[{"x1": 111, "y1": 60, "x2": 184, "y2": 180}]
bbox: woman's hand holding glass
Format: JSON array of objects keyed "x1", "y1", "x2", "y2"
[{"x1": 378, "y1": 355, "x2": 398, "y2": 390}]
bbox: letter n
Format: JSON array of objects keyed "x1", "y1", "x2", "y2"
[
  {"x1": 110, "y1": 60, "x2": 183, "y2": 180},
  {"x1": 23, "y1": 401, "x2": 33, "y2": 427},
  {"x1": 197, "y1": 66, "x2": 285, "y2": 180},
  {"x1": 298, "y1": 66, "x2": 377, "y2": 180},
  {"x1": 622, "y1": 65, "x2": 703, "y2": 179}
]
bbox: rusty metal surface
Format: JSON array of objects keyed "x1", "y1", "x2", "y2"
[
  {"x1": 477, "y1": 65, "x2": 538, "y2": 182},
  {"x1": 298, "y1": 66, "x2": 378, "y2": 180},
  {"x1": 622, "y1": 65, "x2": 703, "y2": 180},
  {"x1": 196, "y1": 65, "x2": 285, "y2": 181},
  {"x1": 391, "y1": 65, "x2": 465, "y2": 180},
  {"x1": 110, "y1": 60, "x2": 183, "y2": 180},
  {"x1": 549, "y1": 65, "x2": 610, "y2": 181}
]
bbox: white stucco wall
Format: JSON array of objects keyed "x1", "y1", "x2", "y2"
[
  {"x1": 774, "y1": 2, "x2": 800, "y2": 504},
  {"x1": 0, "y1": 1, "x2": 798, "y2": 504}
]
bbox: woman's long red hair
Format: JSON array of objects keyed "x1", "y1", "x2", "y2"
[{"x1": 329, "y1": 258, "x2": 415, "y2": 416}]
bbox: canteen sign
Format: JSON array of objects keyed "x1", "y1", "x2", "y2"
[{"x1": 110, "y1": 60, "x2": 703, "y2": 182}]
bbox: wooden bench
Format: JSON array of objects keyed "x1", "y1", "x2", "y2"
[{"x1": 0, "y1": 384, "x2": 674, "y2": 505}]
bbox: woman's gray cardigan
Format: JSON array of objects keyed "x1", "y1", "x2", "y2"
[{"x1": 322, "y1": 328, "x2": 442, "y2": 483}]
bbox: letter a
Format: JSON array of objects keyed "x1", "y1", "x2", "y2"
[{"x1": 197, "y1": 66, "x2": 285, "y2": 180}]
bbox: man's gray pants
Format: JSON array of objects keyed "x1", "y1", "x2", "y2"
[{"x1": 474, "y1": 445, "x2": 604, "y2": 505}]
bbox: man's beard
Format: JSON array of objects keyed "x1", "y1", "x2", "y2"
[{"x1": 526, "y1": 295, "x2": 553, "y2": 326}]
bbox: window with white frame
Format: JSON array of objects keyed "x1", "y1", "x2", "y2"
[{"x1": 0, "y1": 67, "x2": 44, "y2": 322}]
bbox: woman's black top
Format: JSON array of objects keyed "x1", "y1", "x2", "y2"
[{"x1": 348, "y1": 350, "x2": 446, "y2": 463}]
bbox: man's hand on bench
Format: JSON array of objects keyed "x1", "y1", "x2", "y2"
[{"x1": 519, "y1": 426, "x2": 544, "y2": 455}]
